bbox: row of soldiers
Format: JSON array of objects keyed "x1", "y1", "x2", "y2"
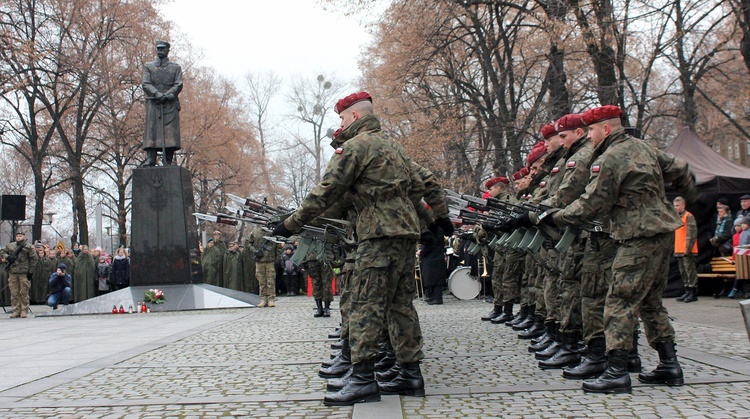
[
  {"x1": 272, "y1": 91, "x2": 454, "y2": 406},
  {"x1": 200, "y1": 229, "x2": 335, "y2": 314},
  {"x1": 471, "y1": 106, "x2": 698, "y2": 394}
]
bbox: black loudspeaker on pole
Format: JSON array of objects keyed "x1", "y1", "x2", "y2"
[{"x1": 1, "y1": 195, "x2": 26, "y2": 221}]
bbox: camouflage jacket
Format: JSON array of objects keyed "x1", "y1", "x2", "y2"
[
  {"x1": 553, "y1": 128, "x2": 689, "y2": 240},
  {"x1": 527, "y1": 145, "x2": 565, "y2": 205},
  {"x1": 543, "y1": 135, "x2": 594, "y2": 208},
  {"x1": 0, "y1": 240, "x2": 38, "y2": 274},
  {"x1": 249, "y1": 227, "x2": 281, "y2": 264},
  {"x1": 285, "y1": 114, "x2": 422, "y2": 241}
]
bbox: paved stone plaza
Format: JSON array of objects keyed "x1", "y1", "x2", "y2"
[{"x1": 1, "y1": 292, "x2": 749, "y2": 418}]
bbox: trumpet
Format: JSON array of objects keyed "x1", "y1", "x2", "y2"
[{"x1": 481, "y1": 255, "x2": 490, "y2": 278}]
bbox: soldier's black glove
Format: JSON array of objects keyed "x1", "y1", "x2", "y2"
[
  {"x1": 253, "y1": 249, "x2": 264, "y2": 261},
  {"x1": 273, "y1": 222, "x2": 293, "y2": 238},
  {"x1": 514, "y1": 210, "x2": 534, "y2": 228},
  {"x1": 429, "y1": 217, "x2": 455, "y2": 237}
]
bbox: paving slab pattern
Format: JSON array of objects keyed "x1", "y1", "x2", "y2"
[{"x1": 0, "y1": 295, "x2": 748, "y2": 418}]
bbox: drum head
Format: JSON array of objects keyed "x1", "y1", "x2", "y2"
[{"x1": 448, "y1": 266, "x2": 481, "y2": 300}]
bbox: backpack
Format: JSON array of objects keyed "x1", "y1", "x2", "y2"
[{"x1": 97, "y1": 264, "x2": 110, "y2": 291}]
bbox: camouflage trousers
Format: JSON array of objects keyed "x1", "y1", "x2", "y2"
[
  {"x1": 502, "y1": 249, "x2": 525, "y2": 305},
  {"x1": 557, "y1": 240, "x2": 585, "y2": 335},
  {"x1": 338, "y1": 268, "x2": 352, "y2": 340},
  {"x1": 605, "y1": 232, "x2": 676, "y2": 351},
  {"x1": 676, "y1": 255, "x2": 698, "y2": 288},
  {"x1": 491, "y1": 249, "x2": 506, "y2": 306},
  {"x1": 308, "y1": 260, "x2": 334, "y2": 302},
  {"x1": 542, "y1": 249, "x2": 562, "y2": 323},
  {"x1": 520, "y1": 254, "x2": 536, "y2": 307},
  {"x1": 580, "y1": 233, "x2": 616, "y2": 343},
  {"x1": 348, "y1": 238, "x2": 424, "y2": 365},
  {"x1": 256, "y1": 262, "x2": 276, "y2": 303},
  {"x1": 533, "y1": 252, "x2": 548, "y2": 318},
  {"x1": 8, "y1": 273, "x2": 30, "y2": 314}
]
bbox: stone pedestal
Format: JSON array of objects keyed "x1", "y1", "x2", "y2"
[{"x1": 130, "y1": 165, "x2": 202, "y2": 285}]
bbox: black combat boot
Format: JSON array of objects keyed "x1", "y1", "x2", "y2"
[
  {"x1": 314, "y1": 299, "x2": 324, "y2": 317},
  {"x1": 511, "y1": 310, "x2": 536, "y2": 330},
  {"x1": 328, "y1": 328, "x2": 341, "y2": 339},
  {"x1": 331, "y1": 338, "x2": 344, "y2": 350},
  {"x1": 507, "y1": 305, "x2": 529, "y2": 327},
  {"x1": 327, "y1": 366, "x2": 354, "y2": 391},
  {"x1": 518, "y1": 315, "x2": 546, "y2": 339},
  {"x1": 563, "y1": 337, "x2": 607, "y2": 379},
  {"x1": 491, "y1": 302, "x2": 515, "y2": 324},
  {"x1": 675, "y1": 289, "x2": 689, "y2": 302},
  {"x1": 528, "y1": 330, "x2": 555, "y2": 353},
  {"x1": 637, "y1": 341, "x2": 684, "y2": 386},
  {"x1": 323, "y1": 360, "x2": 380, "y2": 406},
  {"x1": 323, "y1": 301, "x2": 331, "y2": 317},
  {"x1": 141, "y1": 150, "x2": 157, "y2": 167},
  {"x1": 375, "y1": 362, "x2": 402, "y2": 383},
  {"x1": 377, "y1": 361, "x2": 425, "y2": 397},
  {"x1": 582, "y1": 349, "x2": 631, "y2": 394},
  {"x1": 683, "y1": 287, "x2": 698, "y2": 303},
  {"x1": 319, "y1": 340, "x2": 351, "y2": 378},
  {"x1": 539, "y1": 333, "x2": 581, "y2": 369},
  {"x1": 482, "y1": 305, "x2": 504, "y2": 321},
  {"x1": 534, "y1": 324, "x2": 561, "y2": 359},
  {"x1": 375, "y1": 341, "x2": 397, "y2": 372},
  {"x1": 628, "y1": 331, "x2": 642, "y2": 373},
  {"x1": 322, "y1": 349, "x2": 342, "y2": 368}
]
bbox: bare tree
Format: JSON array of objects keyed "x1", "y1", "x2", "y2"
[{"x1": 287, "y1": 74, "x2": 345, "y2": 183}]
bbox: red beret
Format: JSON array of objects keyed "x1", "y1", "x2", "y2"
[
  {"x1": 554, "y1": 114, "x2": 585, "y2": 132},
  {"x1": 526, "y1": 141, "x2": 547, "y2": 165},
  {"x1": 540, "y1": 124, "x2": 556, "y2": 139},
  {"x1": 334, "y1": 91, "x2": 373, "y2": 114},
  {"x1": 582, "y1": 105, "x2": 623, "y2": 125},
  {"x1": 485, "y1": 176, "x2": 509, "y2": 189},
  {"x1": 513, "y1": 167, "x2": 530, "y2": 180}
]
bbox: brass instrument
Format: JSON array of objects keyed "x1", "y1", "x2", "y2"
[{"x1": 481, "y1": 255, "x2": 490, "y2": 278}]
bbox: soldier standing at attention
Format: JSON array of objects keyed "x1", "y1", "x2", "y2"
[
  {"x1": 274, "y1": 92, "x2": 433, "y2": 406},
  {"x1": 549, "y1": 105, "x2": 697, "y2": 394},
  {"x1": 0, "y1": 231, "x2": 38, "y2": 318},
  {"x1": 673, "y1": 196, "x2": 699, "y2": 303},
  {"x1": 250, "y1": 226, "x2": 281, "y2": 307}
]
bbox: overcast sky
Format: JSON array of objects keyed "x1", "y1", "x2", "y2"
[{"x1": 159, "y1": 0, "x2": 374, "y2": 86}]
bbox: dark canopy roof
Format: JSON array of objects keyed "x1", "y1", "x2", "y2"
[{"x1": 665, "y1": 127, "x2": 750, "y2": 192}]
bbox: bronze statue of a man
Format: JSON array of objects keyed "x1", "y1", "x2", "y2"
[{"x1": 142, "y1": 40, "x2": 183, "y2": 166}]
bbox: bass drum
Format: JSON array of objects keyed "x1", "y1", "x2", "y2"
[{"x1": 448, "y1": 266, "x2": 481, "y2": 300}]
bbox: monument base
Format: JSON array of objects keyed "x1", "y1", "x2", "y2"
[
  {"x1": 35, "y1": 284, "x2": 259, "y2": 316},
  {"x1": 131, "y1": 165, "x2": 203, "y2": 285}
]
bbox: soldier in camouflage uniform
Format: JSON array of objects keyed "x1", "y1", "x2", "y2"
[
  {"x1": 305, "y1": 256, "x2": 334, "y2": 317},
  {"x1": 274, "y1": 92, "x2": 451, "y2": 406},
  {"x1": 480, "y1": 176, "x2": 510, "y2": 322},
  {"x1": 517, "y1": 129, "x2": 566, "y2": 345},
  {"x1": 536, "y1": 114, "x2": 593, "y2": 370},
  {"x1": 0, "y1": 231, "x2": 38, "y2": 318},
  {"x1": 550, "y1": 105, "x2": 697, "y2": 394},
  {"x1": 250, "y1": 227, "x2": 281, "y2": 307}
]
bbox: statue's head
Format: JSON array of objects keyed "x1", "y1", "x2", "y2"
[{"x1": 155, "y1": 40, "x2": 170, "y2": 59}]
